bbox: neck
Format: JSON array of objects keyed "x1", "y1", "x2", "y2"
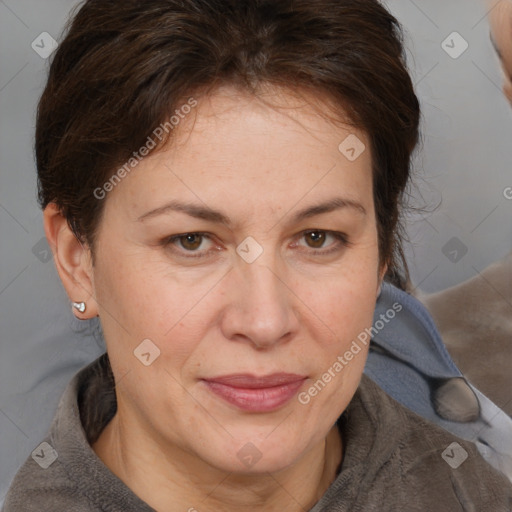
[{"x1": 92, "y1": 412, "x2": 342, "y2": 512}]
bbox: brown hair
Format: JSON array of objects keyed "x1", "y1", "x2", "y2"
[{"x1": 36, "y1": 0, "x2": 420, "y2": 287}]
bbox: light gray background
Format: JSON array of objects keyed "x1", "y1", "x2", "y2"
[{"x1": 1, "y1": 0, "x2": 511, "y2": 504}]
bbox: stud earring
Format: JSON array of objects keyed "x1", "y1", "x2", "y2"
[{"x1": 72, "y1": 301, "x2": 86, "y2": 313}]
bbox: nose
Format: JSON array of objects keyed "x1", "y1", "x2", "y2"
[{"x1": 220, "y1": 259, "x2": 299, "y2": 350}]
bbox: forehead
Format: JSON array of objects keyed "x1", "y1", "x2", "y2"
[
  {"x1": 174, "y1": 86, "x2": 367, "y2": 172},
  {"x1": 104, "y1": 85, "x2": 374, "y2": 224},
  {"x1": 175, "y1": 85, "x2": 357, "y2": 149}
]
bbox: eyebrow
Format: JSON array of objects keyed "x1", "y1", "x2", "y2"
[{"x1": 136, "y1": 197, "x2": 367, "y2": 226}]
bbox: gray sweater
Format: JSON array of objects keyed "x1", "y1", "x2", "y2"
[{"x1": 3, "y1": 353, "x2": 512, "y2": 511}]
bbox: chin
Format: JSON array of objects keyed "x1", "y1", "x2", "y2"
[{"x1": 199, "y1": 435, "x2": 309, "y2": 475}]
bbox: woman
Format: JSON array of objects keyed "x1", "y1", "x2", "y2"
[{"x1": 4, "y1": 0, "x2": 512, "y2": 510}]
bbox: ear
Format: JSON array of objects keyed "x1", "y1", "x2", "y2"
[{"x1": 43, "y1": 203, "x2": 99, "y2": 319}]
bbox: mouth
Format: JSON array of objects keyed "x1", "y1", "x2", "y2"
[{"x1": 201, "y1": 373, "x2": 307, "y2": 412}]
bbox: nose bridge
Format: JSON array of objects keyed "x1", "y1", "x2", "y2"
[
  {"x1": 236, "y1": 232, "x2": 285, "y2": 301},
  {"x1": 222, "y1": 253, "x2": 297, "y2": 347},
  {"x1": 244, "y1": 258, "x2": 286, "y2": 309}
]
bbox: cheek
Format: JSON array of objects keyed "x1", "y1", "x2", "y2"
[
  {"x1": 91, "y1": 248, "x2": 169, "y2": 371},
  {"x1": 93, "y1": 247, "x2": 215, "y2": 370},
  {"x1": 290, "y1": 251, "x2": 379, "y2": 357},
  {"x1": 320, "y1": 278, "x2": 377, "y2": 349},
  {"x1": 94, "y1": 244, "x2": 175, "y2": 324}
]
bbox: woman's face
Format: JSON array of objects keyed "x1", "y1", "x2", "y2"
[{"x1": 91, "y1": 85, "x2": 383, "y2": 474}]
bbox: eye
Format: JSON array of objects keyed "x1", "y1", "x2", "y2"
[
  {"x1": 295, "y1": 230, "x2": 351, "y2": 255},
  {"x1": 163, "y1": 232, "x2": 218, "y2": 258}
]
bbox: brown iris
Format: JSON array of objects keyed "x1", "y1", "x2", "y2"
[
  {"x1": 179, "y1": 234, "x2": 203, "y2": 250},
  {"x1": 304, "y1": 231, "x2": 326, "y2": 248}
]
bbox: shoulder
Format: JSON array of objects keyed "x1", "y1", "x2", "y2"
[
  {"x1": 3, "y1": 356, "x2": 108, "y2": 512},
  {"x1": 2, "y1": 437, "x2": 95, "y2": 511},
  {"x1": 353, "y1": 375, "x2": 512, "y2": 510},
  {"x1": 3, "y1": 354, "x2": 154, "y2": 512}
]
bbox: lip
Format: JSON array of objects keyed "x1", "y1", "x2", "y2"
[{"x1": 202, "y1": 373, "x2": 307, "y2": 412}]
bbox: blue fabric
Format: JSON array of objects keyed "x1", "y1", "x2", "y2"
[{"x1": 365, "y1": 281, "x2": 512, "y2": 482}]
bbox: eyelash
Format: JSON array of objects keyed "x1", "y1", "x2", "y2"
[{"x1": 162, "y1": 230, "x2": 351, "y2": 259}]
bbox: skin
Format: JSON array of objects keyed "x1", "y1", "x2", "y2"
[
  {"x1": 488, "y1": 0, "x2": 512, "y2": 103},
  {"x1": 44, "y1": 84, "x2": 386, "y2": 512}
]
